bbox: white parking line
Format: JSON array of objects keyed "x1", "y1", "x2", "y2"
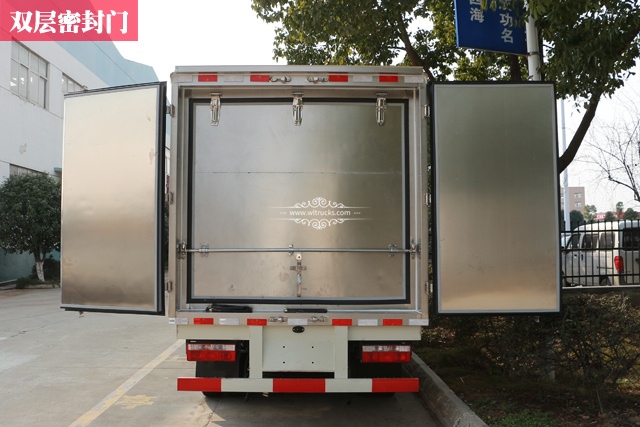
[{"x1": 69, "y1": 339, "x2": 184, "y2": 427}]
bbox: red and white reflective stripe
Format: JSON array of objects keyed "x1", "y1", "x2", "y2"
[
  {"x1": 328, "y1": 74, "x2": 349, "y2": 82},
  {"x1": 250, "y1": 74, "x2": 270, "y2": 82},
  {"x1": 197, "y1": 73, "x2": 218, "y2": 82},
  {"x1": 195, "y1": 73, "x2": 402, "y2": 84},
  {"x1": 378, "y1": 74, "x2": 399, "y2": 83},
  {"x1": 177, "y1": 377, "x2": 419, "y2": 393},
  {"x1": 183, "y1": 317, "x2": 413, "y2": 326}
]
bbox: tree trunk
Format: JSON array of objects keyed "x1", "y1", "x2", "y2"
[
  {"x1": 34, "y1": 253, "x2": 45, "y2": 281},
  {"x1": 395, "y1": 13, "x2": 435, "y2": 81},
  {"x1": 509, "y1": 55, "x2": 523, "y2": 81},
  {"x1": 557, "y1": 92, "x2": 602, "y2": 173}
]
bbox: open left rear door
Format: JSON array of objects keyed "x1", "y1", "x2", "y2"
[{"x1": 61, "y1": 83, "x2": 166, "y2": 315}]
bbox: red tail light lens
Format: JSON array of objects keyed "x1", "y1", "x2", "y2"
[
  {"x1": 614, "y1": 256, "x2": 624, "y2": 272},
  {"x1": 187, "y1": 343, "x2": 236, "y2": 362},
  {"x1": 362, "y1": 345, "x2": 412, "y2": 363}
]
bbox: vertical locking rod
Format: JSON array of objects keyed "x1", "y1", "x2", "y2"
[
  {"x1": 292, "y1": 92, "x2": 303, "y2": 126},
  {"x1": 376, "y1": 93, "x2": 387, "y2": 126}
]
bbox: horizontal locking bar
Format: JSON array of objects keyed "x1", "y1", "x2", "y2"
[{"x1": 184, "y1": 247, "x2": 416, "y2": 255}]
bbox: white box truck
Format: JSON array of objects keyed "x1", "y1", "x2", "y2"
[{"x1": 61, "y1": 66, "x2": 561, "y2": 395}]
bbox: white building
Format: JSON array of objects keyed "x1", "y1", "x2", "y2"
[{"x1": 0, "y1": 40, "x2": 157, "y2": 282}]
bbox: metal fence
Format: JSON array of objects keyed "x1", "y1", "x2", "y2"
[{"x1": 561, "y1": 220, "x2": 640, "y2": 287}]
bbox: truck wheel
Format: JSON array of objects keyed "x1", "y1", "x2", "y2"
[{"x1": 599, "y1": 276, "x2": 611, "y2": 286}]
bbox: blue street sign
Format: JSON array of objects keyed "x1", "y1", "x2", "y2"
[{"x1": 454, "y1": 0, "x2": 527, "y2": 55}]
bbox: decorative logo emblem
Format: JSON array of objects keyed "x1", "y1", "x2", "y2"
[{"x1": 275, "y1": 197, "x2": 367, "y2": 230}]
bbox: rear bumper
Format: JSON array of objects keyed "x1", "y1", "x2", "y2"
[{"x1": 178, "y1": 377, "x2": 419, "y2": 393}]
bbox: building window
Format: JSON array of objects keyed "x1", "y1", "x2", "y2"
[
  {"x1": 575, "y1": 202, "x2": 583, "y2": 208},
  {"x1": 574, "y1": 193, "x2": 582, "y2": 198},
  {"x1": 10, "y1": 42, "x2": 48, "y2": 108},
  {"x1": 62, "y1": 73, "x2": 84, "y2": 94}
]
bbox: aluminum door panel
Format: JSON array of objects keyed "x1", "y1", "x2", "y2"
[
  {"x1": 190, "y1": 100, "x2": 407, "y2": 302},
  {"x1": 433, "y1": 83, "x2": 560, "y2": 313},
  {"x1": 61, "y1": 83, "x2": 165, "y2": 314},
  {"x1": 194, "y1": 103, "x2": 402, "y2": 174}
]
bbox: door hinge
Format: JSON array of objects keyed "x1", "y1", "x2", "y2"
[
  {"x1": 210, "y1": 93, "x2": 221, "y2": 126},
  {"x1": 307, "y1": 76, "x2": 328, "y2": 84},
  {"x1": 270, "y1": 76, "x2": 291, "y2": 83},
  {"x1": 166, "y1": 103, "x2": 175, "y2": 117},
  {"x1": 376, "y1": 93, "x2": 387, "y2": 126},
  {"x1": 165, "y1": 280, "x2": 173, "y2": 293},
  {"x1": 424, "y1": 104, "x2": 430, "y2": 119},
  {"x1": 165, "y1": 191, "x2": 174, "y2": 204}
]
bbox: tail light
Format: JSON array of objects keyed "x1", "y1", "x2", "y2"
[
  {"x1": 615, "y1": 256, "x2": 624, "y2": 272},
  {"x1": 187, "y1": 343, "x2": 236, "y2": 362},
  {"x1": 362, "y1": 345, "x2": 412, "y2": 363}
]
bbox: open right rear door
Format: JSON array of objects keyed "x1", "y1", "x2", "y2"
[{"x1": 432, "y1": 82, "x2": 561, "y2": 314}]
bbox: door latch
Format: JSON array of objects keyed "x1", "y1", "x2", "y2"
[
  {"x1": 290, "y1": 252, "x2": 307, "y2": 297},
  {"x1": 210, "y1": 93, "x2": 221, "y2": 126}
]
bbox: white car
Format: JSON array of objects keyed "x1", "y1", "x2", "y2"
[{"x1": 562, "y1": 220, "x2": 640, "y2": 286}]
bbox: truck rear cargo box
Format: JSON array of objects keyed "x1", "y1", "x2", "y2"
[{"x1": 61, "y1": 66, "x2": 560, "y2": 394}]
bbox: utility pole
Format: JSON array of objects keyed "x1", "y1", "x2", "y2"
[{"x1": 525, "y1": 1, "x2": 541, "y2": 81}]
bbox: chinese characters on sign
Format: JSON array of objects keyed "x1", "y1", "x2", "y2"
[
  {"x1": 0, "y1": 0, "x2": 137, "y2": 41},
  {"x1": 454, "y1": 0, "x2": 527, "y2": 55},
  {"x1": 10, "y1": 10, "x2": 128, "y2": 35}
]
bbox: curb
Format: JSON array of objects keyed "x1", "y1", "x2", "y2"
[
  {"x1": 404, "y1": 353, "x2": 487, "y2": 427},
  {"x1": 0, "y1": 283, "x2": 59, "y2": 290}
]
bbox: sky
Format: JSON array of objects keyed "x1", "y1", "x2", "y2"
[
  {"x1": 114, "y1": 1, "x2": 278, "y2": 84},
  {"x1": 114, "y1": 0, "x2": 640, "y2": 214}
]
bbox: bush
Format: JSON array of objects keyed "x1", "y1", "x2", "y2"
[
  {"x1": 15, "y1": 276, "x2": 44, "y2": 289},
  {"x1": 556, "y1": 294, "x2": 640, "y2": 405},
  {"x1": 422, "y1": 293, "x2": 640, "y2": 411}
]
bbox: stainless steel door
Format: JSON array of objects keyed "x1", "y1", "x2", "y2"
[
  {"x1": 61, "y1": 83, "x2": 166, "y2": 314},
  {"x1": 432, "y1": 83, "x2": 561, "y2": 314},
  {"x1": 189, "y1": 99, "x2": 408, "y2": 303}
]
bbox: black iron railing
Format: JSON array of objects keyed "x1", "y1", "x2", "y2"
[{"x1": 561, "y1": 220, "x2": 640, "y2": 287}]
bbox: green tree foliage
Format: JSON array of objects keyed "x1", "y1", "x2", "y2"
[
  {"x1": 604, "y1": 211, "x2": 617, "y2": 221},
  {"x1": 570, "y1": 209, "x2": 584, "y2": 229},
  {"x1": 624, "y1": 207, "x2": 639, "y2": 220},
  {"x1": 584, "y1": 204, "x2": 598, "y2": 223},
  {"x1": 252, "y1": 0, "x2": 526, "y2": 81},
  {"x1": 0, "y1": 174, "x2": 61, "y2": 281},
  {"x1": 252, "y1": 0, "x2": 640, "y2": 172}
]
